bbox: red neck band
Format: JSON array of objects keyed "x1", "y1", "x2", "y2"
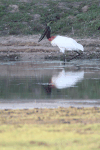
[{"x1": 48, "y1": 36, "x2": 56, "y2": 41}]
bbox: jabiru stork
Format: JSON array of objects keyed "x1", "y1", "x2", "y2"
[{"x1": 38, "y1": 22, "x2": 84, "y2": 62}]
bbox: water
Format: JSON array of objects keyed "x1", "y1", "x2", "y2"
[{"x1": 0, "y1": 59, "x2": 100, "y2": 109}]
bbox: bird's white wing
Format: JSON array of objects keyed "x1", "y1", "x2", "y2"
[{"x1": 51, "y1": 35, "x2": 84, "y2": 53}]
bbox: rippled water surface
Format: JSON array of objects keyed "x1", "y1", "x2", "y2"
[{"x1": 0, "y1": 59, "x2": 100, "y2": 108}]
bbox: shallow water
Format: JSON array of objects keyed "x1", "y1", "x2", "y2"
[{"x1": 0, "y1": 59, "x2": 100, "y2": 109}]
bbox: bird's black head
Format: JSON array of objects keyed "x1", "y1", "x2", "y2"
[{"x1": 38, "y1": 21, "x2": 52, "y2": 42}]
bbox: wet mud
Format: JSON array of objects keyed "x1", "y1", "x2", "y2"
[{"x1": 0, "y1": 35, "x2": 100, "y2": 61}]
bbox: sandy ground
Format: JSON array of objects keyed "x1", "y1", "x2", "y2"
[
  {"x1": 1, "y1": 102, "x2": 100, "y2": 150},
  {"x1": 1, "y1": 106, "x2": 100, "y2": 124},
  {"x1": 0, "y1": 35, "x2": 100, "y2": 61}
]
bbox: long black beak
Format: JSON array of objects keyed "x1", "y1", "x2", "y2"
[{"x1": 38, "y1": 26, "x2": 50, "y2": 42}]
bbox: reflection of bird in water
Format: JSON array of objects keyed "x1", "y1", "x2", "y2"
[
  {"x1": 43, "y1": 81, "x2": 52, "y2": 95},
  {"x1": 38, "y1": 21, "x2": 84, "y2": 61},
  {"x1": 43, "y1": 70, "x2": 84, "y2": 95},
  {"x1": 51, "y1": 70, "x2": 84, "y2": 89}
]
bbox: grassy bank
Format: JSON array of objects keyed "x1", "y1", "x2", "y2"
[
  {"x1": 0, "y1": 0, "x2": 100, "y2": 37},
  {"x1": 0, "y1": 107, "x2": 100, "y2": 150}
]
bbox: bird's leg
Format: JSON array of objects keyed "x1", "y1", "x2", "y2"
[
  {"x1": 68, "y1": 51, "x2": 81, "y2": 61},
  {"x1": 64, "y1": 52, "x2": 70, "y2": 62},
  {"x1": 61, "y1": 53, "x2": 66, "y2": 65},
  {"x1": 74, "y1": 50, "x2": 81, "y2": 56},
  {"x1": 63, "y1": 54, "x2": 66, "y2": 64}
]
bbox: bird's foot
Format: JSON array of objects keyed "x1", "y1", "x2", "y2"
[{"x1": 68, "y1": 51, "x2": 81, "y2": 61}]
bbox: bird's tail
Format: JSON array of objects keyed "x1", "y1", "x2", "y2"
[{"x1": 77, "y1": 43, "x2": 84, "y2": 51}]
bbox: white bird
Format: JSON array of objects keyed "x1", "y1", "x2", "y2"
[
  {"x1": 51, "y1": 35, "x2": 84, "y2": 53},
  {"x1": 51, "y1": 70, "x2": 84, "y2": 89},
  {"x1": 38, "y1": 22, "x2": 84, "y2": 61}
]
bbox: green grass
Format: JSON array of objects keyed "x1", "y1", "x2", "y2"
[{"x1": 0, "y1": 0, "x2": 100, "y2": 37}]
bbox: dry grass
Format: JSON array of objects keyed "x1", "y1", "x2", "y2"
[{"x1": 0, "y1": 107, "x2": 100, "y2": 150}]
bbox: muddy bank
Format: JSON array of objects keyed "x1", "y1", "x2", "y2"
[{"x1": 0, "y1": 35, "x2": 100, "y2": 61}]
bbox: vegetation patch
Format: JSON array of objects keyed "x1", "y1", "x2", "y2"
[{"x1": 0, "y1": 0, "x2": 100, "y2": 37}]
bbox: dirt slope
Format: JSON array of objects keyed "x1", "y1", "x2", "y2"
[{"x1": 0, "y1": 35, "x2": 100, "y2": 61}]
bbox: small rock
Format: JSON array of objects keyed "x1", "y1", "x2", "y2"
[
  {"x1": 9, "y1": 5, "x2": 19, "y2": 13},
  {"x1": 67, "y1": 15, "x2": 75, "y2": 19},
  {"x1": 33, "y1": 14, "x2": 41, "y2": 21},
  {"x1": 82, "y1": 5, "x2": 89, "y2": 13},
  {"x1": 22, "y1": 22, "x2": 28, "y2": 25},
  {"x1": 18, "y1": 0, "x2": 32, "y2": 2},
  {"x1": 58, "y1": 2, "x2": 70, "y2": 10}
]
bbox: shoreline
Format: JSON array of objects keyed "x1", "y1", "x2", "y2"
[
  {"x1": 0, "y1": 35, "x2": 100, "y2": 61},
  {"x1": 0, "y1": 99, "x2": 100, "y2": 110}
]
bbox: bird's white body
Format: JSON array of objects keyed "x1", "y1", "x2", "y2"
[
  {"x1": 51, "y1": 35, "x2": 84, "y2": 53},
  {"x1": 51, "y1": 70, "x2": 84, "y2": 89}
]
